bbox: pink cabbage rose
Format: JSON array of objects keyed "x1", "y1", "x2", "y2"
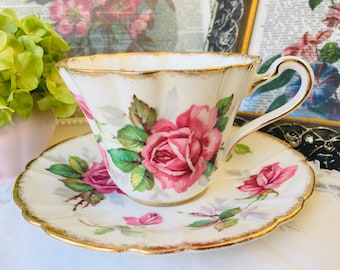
[
  {"x1": 141, "y1": 105, "x2": 222, "y2": 193},
  {"x1": 237, "y1": 162, "x2": 298, "y2": 196},
  {"x1": 83, "y1": 161, "x2": 122, "y2": 194},
  {"x1": 123, "y1": 212, "x2": 163, "y2": 226},
  {"x1": 73, "y1": 93, "x2": 93, "y2": 120}
]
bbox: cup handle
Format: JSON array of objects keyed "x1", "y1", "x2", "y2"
[{"x1": 224, "y1": 56, "x2": 314, "y2": 156}]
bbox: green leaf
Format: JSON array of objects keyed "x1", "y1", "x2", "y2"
[
  {"x1": 69, "y1": 156, "x2": 89, "y2": 174},
  {"x1": 214, "y1": 218, "x2": 239, "y2": 232},
  {"x1": 309, "y1": 0, "x2": 323, "y2": 10},
  {"x1": 266, "y1": 93, "x2": 288, "y2": 112},
  {"x1": 215, "y1": 116, "x2": 229, "y2": 132},
  {"x1": 120, "y1": 227, "x2": 146, "y2": 238},
  {"x1": 129, "y1": 95, "x2": 157, "y2": 132},
  {"x1": 108, "y1": 148, "x2": 142, "y2": 172},
  {"x1": 216, "y1": 95, "x2": 233, "y2": 116},
  {"x1": 218, "y1": 207, "x2": 241, "y2": 220},
  {"x1": 319, "y1": 42, "x2": 340, "y2": 64},
  {"x1": 117, "y1": 125, "x2": 148, "y2": 152},
  {"x1": 47, "y1": 164, "x2": 82, "y2": 179},
  {"x1": 253, "y1": 69, "x2": 296, "y2": 96},
  {"x1": 93, "y1": 227, "x2": 115, "y2": 235},
  {"x1": 131, "y1": 165, "x2": 154, "y2": 192},
  {"x1": 81, "y1": 190, "x2": 105, "y2": 205},
  {"x1": 234, "y1": 144, "x2": 251, "y2": 155},
  {"x1": 258, "y1": 54, "x2": 281, "y2": 74},
  {"x1": 204, "y1": 160, "x2": 215, "y2": 176},
  {"x1": 60, "y1": 178, "x2": 93, "y2": 193},
  {"x1": 187, "y1": 219, "x2": 216, "y2": 228}
]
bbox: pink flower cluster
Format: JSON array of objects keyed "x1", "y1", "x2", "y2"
[{"x1": 49, "y1": 0, "x2": 154, "y2": 40}]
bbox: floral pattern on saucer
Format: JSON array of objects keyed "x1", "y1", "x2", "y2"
[{"x1": 13, "y1": 128, "x2": 315, "y2": 253}]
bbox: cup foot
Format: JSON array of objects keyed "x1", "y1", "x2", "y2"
[{"x1": 127, "y1": 188, "x2": 208, "y2": 207}]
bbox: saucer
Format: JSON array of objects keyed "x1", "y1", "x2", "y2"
[{"x1": 14, "y1": 128, "x2": 314, "y2": 254}]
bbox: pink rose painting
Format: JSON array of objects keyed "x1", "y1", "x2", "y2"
[
  {"x1": 141, "y1": 105, "x2": 222, "y2": 193},
  {"x1": 237, "y1": 162, "x2": 298, "y2": 198},
  {"x1": 82, "y1": 161, "x2": 120, "y2": 194},
  {"x1": 123, "y1": 212, "x2": 163, "y2": 226},
  {"x1": 108, "y1": 95, "x2": 232, "y2": 194},
  {"x1": 73, "y1": 93, "x2": 94, "y2": 120},
  {"x1": 47, "y1": 157, "x2": 123, "y2": 211}
]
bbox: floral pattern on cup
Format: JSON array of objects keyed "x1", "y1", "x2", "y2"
[{"x1": 99, "y1": 94, "x2": 233, "y2": 194}]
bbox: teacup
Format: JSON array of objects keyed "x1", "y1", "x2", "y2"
[{"x1": 57, "y1": 52, "x2": 313, "y2": 206}]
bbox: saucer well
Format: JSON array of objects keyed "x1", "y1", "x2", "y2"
[{"x1": 14, "y1": 128, "x2": 314, "y2": 254}]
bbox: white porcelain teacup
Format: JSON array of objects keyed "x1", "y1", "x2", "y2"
[{"x1": 57, "y1": 52, "x2": 313, "y2": 206}]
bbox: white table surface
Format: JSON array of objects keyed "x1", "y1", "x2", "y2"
[{"x1": 1, "y1": 159, "x2": 339, "y2": 270}]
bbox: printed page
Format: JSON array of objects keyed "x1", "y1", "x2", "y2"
[{"x1": 240, "y1": 0, "x2": 340, "y2": 121}]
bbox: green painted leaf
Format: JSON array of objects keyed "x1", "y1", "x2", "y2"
[
  {"x1": 47, "y1": 164, "x2": 82, "y2": 179},
  {"x1": 93, "y1": 227, "x2": 115, "y2": 235},
  {"x1": 81, "y1": 190, "x2": 105, "y2": 205},
  {"x1": 204, "y1": 160, "x2": 214, "y2": 176},
  {"x1": 218, "y1": 207, "x2": 241, "y2": 220},
  {"x1": 309, "y1": 0, "x2": 323, "y2": 10},
  {"x1": 258, "y1": 54, "x2": 281, "y2": 74},
  {"x1": 108, "y1": 148, "x2": 142, "y2": 172},
  {"x1": 215, "y1": 116, "x2": 229, "y2": 132},
  {"x1": 129, "y1": 95, "x2": 157, "y2": 132},
  {"x1": 214, "y1": 218, "x2": 239, "y2": 232},
  {"x1": 60, "y1": 178, "x2": 93, "y2": 193},
  {"x1": 69, "y1": 156, "x2": 88, "y2": 174},
  {"x1": 253, "y1": 69, "x2": 295, "y2": 96},
  {"x1": 187, "y1": 219, "x2": 216, "y2": 228},
  {"x1": 216, "y1": 95, "x2": 233, "y2": 116},
  {"x1": 121, "y1": 228, "x2": 146, "y2": 238},
  {"x1": 266, "y1": 93, "x2": 288, "y2": 112},
  {"x1": 131, "y1": 165, "x2": 154, "y2": 192},
  {"x1": 319, "y1": 42, "x2": 340, "y2": 64},
  {"x1": 234, "y1": 144, "x2": 251, "y2": 155},
  {"x1": 117, "y1": 125, "x2": 148, "y2": 152}
]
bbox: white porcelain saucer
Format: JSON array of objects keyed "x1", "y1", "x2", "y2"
[{"x1": 14, "y1": 128, "x2": 314, "y2": 254}]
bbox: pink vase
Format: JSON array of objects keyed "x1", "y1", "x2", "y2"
[{"x1": 0, "y1": 108, "x2": 56, "y2": 185}]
